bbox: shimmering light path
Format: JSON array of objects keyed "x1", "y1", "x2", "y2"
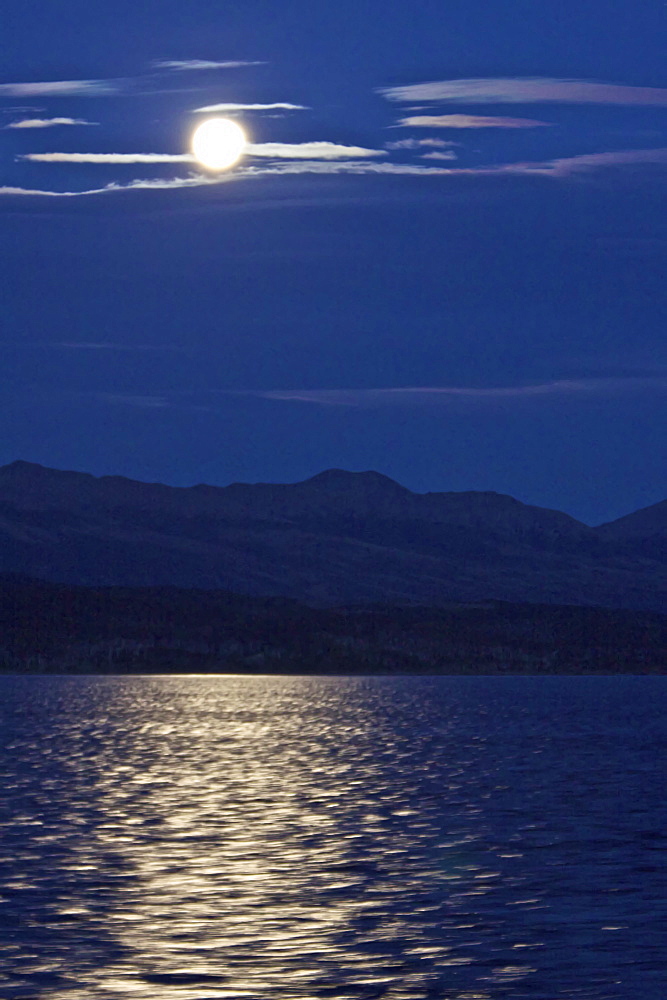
[{"x1": 0, "y1": 676, "x2": 665, "y2": 999}]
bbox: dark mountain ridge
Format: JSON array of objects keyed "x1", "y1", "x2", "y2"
[{"x1": 0, "y1": 461, "x2": 665, "y2": 610}]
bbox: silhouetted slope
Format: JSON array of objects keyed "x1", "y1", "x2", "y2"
[
  {"x1": 0, "y1": 461, "x2": 665, "y2": 610},
  {"x1": 593, "y1": 499, "x2": 667, "y2": 564},
  {"x1": 595, "y1": 498, "x2": 667, "y2": 540}
]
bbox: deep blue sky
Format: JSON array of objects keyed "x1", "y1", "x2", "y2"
[{"x1": 2, "y1": 0, "x2": 666, "y2": 524}]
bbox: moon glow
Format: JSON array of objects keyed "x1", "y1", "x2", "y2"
[{"x1": 191, "y1": 118, "x2": 247, "y2": 171}]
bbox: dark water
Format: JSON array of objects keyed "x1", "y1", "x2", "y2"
[{"x1": 0, "y1": 676, "x2": 665, "y2": 1000}]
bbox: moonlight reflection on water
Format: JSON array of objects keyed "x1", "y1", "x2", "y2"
[{"x1": 0, "y1": 675, "x2": 664, "y2": 999}]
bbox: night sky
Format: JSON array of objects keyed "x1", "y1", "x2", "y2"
[{"x1": 2, "y1": 0, "x2": 666, "y2": 525}]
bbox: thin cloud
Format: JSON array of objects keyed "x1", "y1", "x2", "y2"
[
  {"x1": 243, "y1": 149, "x2": 667, "y2": 178},
  {"x1": 9, "y1": 377, "x2": 663, "y2": 414},
  {"x1": 1, "y1": 105, "x2": 44, "y2": 112},
  {"x1": 249, "y1": 141, "x2": 386, "y2": 159},
  {"x1": 385, "y1": 138, "x2": 460, "y2": 150},
  {"x1": 0, "y1": 79, "x2": 120, "y2": 97},
  {"x1": 5, "y1": 117, "x2": 98, "y2": 129},
  {"x1": 0, "y1": 185, "x2": 97, "y2": 198},
  {"x1": 9, "y1": 145, "x2": 667, "y2": 199},
  {"x1": 380, "y1": 77, "x2": 667, "y2": 106},
  {"x1": 57, "y1": 342, "x2": 183, "y2": 352},
  {"x1": 34, "y1": 143, "x2": 387, "y2": 163},
  {"x1": 490, "y1": 146, "x2": 667, "y2": 177},
  {"x1": 421, "y1": 151, "x2": 457, "y2": 160},
  {"x1": 0, "y1": 340, "x2": 183, "y2": 352},
  {"x1": 96, "y1": 393, "x2": 169, "y2": 409},
  {"x1": 239, "y1": 160, "x2": 452, "y2": 176},
  {"x1": 249, "y1": 377, "x2": 667, "y2": 407},
  {"x1": 22, "y1": 143, "x2": 386, "y2": 164},
  {"x1": 153, "y1": 59, "x2": 265, "y2": 71},
  {"x1": 0, "y1": 159, "x2": 454, "y2": 198},
  {"x1": 0, "y1": 174, "x2": 228, "y2": 197},
  {"x1": 22, "y1": 152, "x2": 193, "y2": 164},
  {"x1": 194, "y1": 102, "x2": 308, "y2": 112},
  {"x1": 397, "y1": 114, "x2": 551, "y2": 128}
]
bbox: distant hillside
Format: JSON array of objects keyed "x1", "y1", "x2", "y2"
[
  {"x1": 0, "y1": 576, "x2": 664, "y2": 674},
  {"x1": 0, "y1": 461, "x2": 665, "y2": 610},
  {"x1": 596, "y1": 498, "x2": 667, "y2": 539}
]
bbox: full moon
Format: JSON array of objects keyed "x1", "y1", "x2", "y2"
[{"x1": 191, "y1": 118, "x2": 247, "y2": 171}]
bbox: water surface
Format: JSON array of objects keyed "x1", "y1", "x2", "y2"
[{"x1": 0, "y1": 675, "x2": 665, "y2": 999}]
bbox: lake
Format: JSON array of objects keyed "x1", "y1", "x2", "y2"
[{"x1": 0, "y1": 675, "x2": 665, "y2": 999}]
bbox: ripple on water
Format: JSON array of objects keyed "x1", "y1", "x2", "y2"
[{"x1": 0, "y1": 674, "x2": 665, "y2": 999}]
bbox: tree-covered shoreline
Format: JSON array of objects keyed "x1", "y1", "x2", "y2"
[{"x1": 2, "y1": 577, "x2": 664, "y2": 675}]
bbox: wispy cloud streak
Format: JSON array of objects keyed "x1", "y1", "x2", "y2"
[
  {"x1": 7, "y1": 376, "x2": 664, "y2": 415},
  {"x1": 0, "y1": 79, "x2": 120, "y2": 97},
  {"x1": 422, "y1": 151, "x2": 457, "y2": 160},
  {"x1": 239, "y1": 160, "x2": 452, "y2": 176},
  {"x1": 385, "y1": 138, "x2": 460, "y2": 149},
  {"x1": 380, "y1": 77, "x2": 667, "y2": 106},
  {"x1": 0, "y1": 158, "x2": 454, "y2": 198},
  {"x1": 22, "y1": 152, "x2": 192, "y2": 164},
  {"x1": 59, "y1": 342, "x2": 182, "y2": 352},
  {"x1": 249, "y1": 141, "x2": 386, "y2": 159},
  {"x1": 22, "y1": 142, "x2": 387, "y2": 164},
  {"x1": 248, "y1": 377, "x2": 667, "y2": 407},
  {"x1": 490, "y1": 147, "x2": 667, "y2": 176},
  {"x1": 0, "y1": 174, "x2": 229, "y2": 197},
  {"x1": 194, "y1": 102, "x2": 308, "y2": 112},
  {"x1": 4, "y1": 117, "x2": 98, "y2": 129},
  {"x1": 96, "y1": 393, "x2": 169, "y2": 409},
  {"x1": 0, "y1": 341, "x2": 183, "y2": 352},
  {"x1": 153, "y1": 59, "x2": 265, "y2": 71},
  {"x1": 9, "y1": 145, "x2": 667, "y2": 199},
  {"x1": 397, "y1": 114, "x2": 551, "y2": 128}
]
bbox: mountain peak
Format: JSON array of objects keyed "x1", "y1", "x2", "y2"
[
  {"x1": 0, "y1": 460, "x2": 94, "y2": 481},
  {"x1": 2, "y1": 460, "x2": 48, "y2": 474},
  {"x1": 302, "y1": 469, "x2": 411, "y2": 493}
]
